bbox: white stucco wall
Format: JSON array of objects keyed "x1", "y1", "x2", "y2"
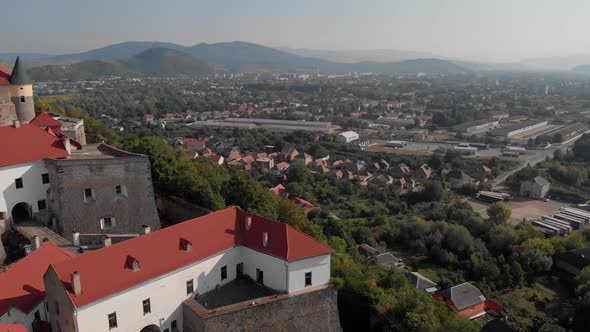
[
  {"x1": 0, "y1": 301, "x2": 49, "y2": 332},
  {"x1": 0, "y1": 161, "x2": 50, "y2": 223},
  {"x1": 287, "y1": 254, "x2": 331, "y2": 293},
  {"x1": 45, "y1": 246, "x2": 331, "y2": 332},
  {"x1": 239, "y1": 246, "x2": 288, "y2": 292},
  {"x1": 9, "y1": 85, "x2": 34, "y2": 97},
  {"x1": 73, "y1": 247, "x2": 245, "y2": 332}
]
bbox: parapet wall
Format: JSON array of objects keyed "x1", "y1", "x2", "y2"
[{"x1": 183, "y1": 285, "x2": 342, "y2": 332}]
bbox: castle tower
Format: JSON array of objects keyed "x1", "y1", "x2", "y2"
[{"x1": 9, "y1": 57, "x2": 35, "y2": 123}]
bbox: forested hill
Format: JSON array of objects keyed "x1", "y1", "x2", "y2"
[
  {"x1": 23, "y1": 41, "x2": 469, "y2": 80},
  {"x1": 28, "y1": 48, "x2": 211, "y2": 80}
]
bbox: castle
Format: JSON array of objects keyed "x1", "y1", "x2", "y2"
[
  {"x1": 0, "y1": 57, "x2": 36, "y2": 126},
  {"x1": 0, "y1": 58, "x2": 160, "y2": 256}
]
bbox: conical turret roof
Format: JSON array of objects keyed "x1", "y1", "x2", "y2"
[{"x1": 9, "y1": 57, "x2": 32, "y2": 85}]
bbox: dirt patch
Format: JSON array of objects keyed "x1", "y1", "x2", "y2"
[{"x1": 466, "y1": 197, "x2": 571, "y2": 224}]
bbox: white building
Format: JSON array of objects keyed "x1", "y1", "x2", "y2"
[
  {"x1": 335, "y1": 131, "x2": 359, "y2": 143},
  {"x1": 0, "y1": 123, "x2": 69, "y2": 227},
  {"x1": 0, "y1": 242, "x2": 75, "y2": 332},
  {"x1": 42, "y1": 207, "x2": 334, "y2": 332}
]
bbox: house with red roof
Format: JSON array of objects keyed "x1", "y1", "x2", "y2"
[
  {"x1": 0, "y1": 243, "x2": 76, "y2": 331},
  {"x1": 0, "y1": 123, "x2": 70, "y2": 226},
  {"x1": 43, "y1": 207, "x2": 334, "y2": 332},
  {"x1": 0, "y1": 325, "x2": 27, "y2": 332}
]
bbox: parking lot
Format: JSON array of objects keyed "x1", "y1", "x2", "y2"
[{"x1": 466, "y1": 197, "x2": 571, "y2": 224}]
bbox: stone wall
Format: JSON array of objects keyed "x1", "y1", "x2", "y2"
[
  {"x1": 44, "y1": 151, "x2": 160, "y2": 240},
  {"x1": 183, "y1": 285, "x2": 342, "y2": 332},
  {"x1": 155, "y1": 195, "x2": 210, "y2": 226},
  {"x1": 0, "y1": 102, "x2": 17, "y2": 127}
]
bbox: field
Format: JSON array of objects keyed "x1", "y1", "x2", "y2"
[{"x1": 466, "y1": 197, "x2": 570, "y2": 224}]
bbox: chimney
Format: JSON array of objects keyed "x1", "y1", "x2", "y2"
[
  {"x1": 71, "y1": 272, "x2": 82, "y2": 296},
  {"x1": 142, "y1": 225, "x2": 151, "y2": 235},
  {"x1": 61, "y1": 136, "x2": 71, "y2": 155},
  {"x1": 103, "y1": 236, "x2": 112, "y2": 247},
  {"x1": 262, "y1": 232, "x2": 269, "y2": 247},
  {"x1": 13, "y1": 120, "x2": 20, "y2": 128},
  {"x1": 245, "y1": 216, "x2": 252, "y2": 231},
  {"x1": 72, "y1": 230, "x2": 80, "y2": 246},
  {"x1": 32, "y1": 235, "x2": 41, "y2": 250}
]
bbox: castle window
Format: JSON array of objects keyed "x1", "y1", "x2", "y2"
[
  {"x1": 171, "y1": 320, "x2": 177, "y2": 329},
  {"x1": 108, "y1": 312, "x2": 117, "y2": 329},
  {"x1": 42, "y1": 173, "x2": 50, "y2": 184},
  {"x1": 34, "y1": 310, "x2": 41, "y2": 320},
  {"x1": 221, "y1": 265, "x2": 227, "y2": 280},
  {"x1": 186, "y1": 279, "x2": 194, "y2": 295},
  {"x1": 55, "y1": 301, "x2": 60, "y2": 314},
  {"x1": 142, "y1": 298, "x2": 151, "y2": 315},
  {"x1": 83, "y1": 188, "x2": 95, "y2": 202},
  {"x1": 114, "y1": 185, "x2": 127, "y2": 198},
  {"x1": 305, "y1": 272, "x2": 312, "y2": 287},
  {"x1": 20, "y1": 96, "x2": 25, "y2": 103},
  {"x1": 100, "y1": 217, "x2": 116, "y2": 229},
  {"x1": 38, "y1": 199, "x2": 47, "y2": 211},
  {"x1": 15, "y1": 178, "x2": 23, "y2": 189}
]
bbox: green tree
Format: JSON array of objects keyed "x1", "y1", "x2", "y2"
[
  {"x1": 487, "y1": 202, "x2": 512, "y2": 225},
  {"x1": 222, "y1": 173, "x2": 279, "y2": 219}
]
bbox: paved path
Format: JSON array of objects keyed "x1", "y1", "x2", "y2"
[{"x1": 15, "y1": 222, "x2": 72, "y2": 246}]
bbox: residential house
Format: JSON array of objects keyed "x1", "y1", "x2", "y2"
[
  {"x1": 445, "y1": 170, "x2": 476, "y2": 188},
  {"x1": 406, "y1": 272, "x2": 438, "y2": 293},
  {"x1": 520, "y1": 176, "x2": 550, "y2": 199},
  {"x1": 434, "y1": 282, "x2": 502, "y2": 320}
]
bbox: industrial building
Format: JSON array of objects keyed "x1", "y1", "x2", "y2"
[
  {"x1": 539, "y1": 123, "x2": 590, "y2": 143},
  {"x1": 452, "y1": 119, "x2": 499, "y2": 134},
  {"x1": 191, "y1": 118, "x2": 337, "y2": 134},
  {"x1": 491, "y1": 119, "x2": 548, "y2": 137},
  {"x1": 335, "y1": 131, "x2": 360, "y2": 143},
  {"x1": 531, "y1": 207, "x2": 590, "y2": 236}
]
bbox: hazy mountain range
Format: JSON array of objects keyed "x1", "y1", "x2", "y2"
[{"x1": 2, "y1": 41, "x2": 590, "y2": 80}]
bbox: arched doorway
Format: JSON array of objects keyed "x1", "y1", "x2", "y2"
[
  {"x1": 139, "y1": 325, "x2": 160, "y2": 332},
  {"x1": 11, "y1": 202, "x2": 31, "y2": 223}
]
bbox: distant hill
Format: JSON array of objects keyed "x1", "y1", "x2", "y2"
[
  {"x1": 345, "y1": 58, "x2": 470, "y2": 75},
  {"x1": 27, "y1": 48, "x2": 211, "y2": 80},
  {"x1": 521, "y1": 55, "x2": 590, "y2": 71},
  {"x1": 52, "y1": 41, "x2": 187, "y2": 61},
  {"x1": 185, "y1": 41, "x2": 335, "y2": 71},
  {"x1": 123, "y1": 48, "x2": 211, "y2": 75},
  {"x1": 28, "y1": 59, "x2": 127, "y2": 81},
  {"x1": 24, "y1": 42, "x2": 471, "y2": 80},
  {"x1": 572, "y1": 64, "x2": 590, "y2": 75},
  {"x1": 277, "y1": 47, "x2": 441, "y2": 63}
]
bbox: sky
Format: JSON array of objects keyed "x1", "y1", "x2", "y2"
[{"x1": 3, "y1": 0, "x2": 590, "y2": 62}]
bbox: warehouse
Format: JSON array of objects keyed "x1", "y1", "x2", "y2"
[
  {"x1": 491, "y1": 119, "x2": 548, "y2": 137},
  {"x1": 336, "y1": 131, "x2": 360, "y2": 143},
  {"x1": 452, "y1": 119, "x2": 499, "y2": 134}
]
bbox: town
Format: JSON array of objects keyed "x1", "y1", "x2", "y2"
[{"x1": 2, "y1": 3, "x2": 590, "y2": 331}]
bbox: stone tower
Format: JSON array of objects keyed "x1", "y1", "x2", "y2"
[{"x1": 9, "y1": 57, "x2": 35, "y2": 123}]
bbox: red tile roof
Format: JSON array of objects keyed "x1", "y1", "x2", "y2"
[
  {"x1": 270, "y1": 184, "x2": 287, "y2": 198},
  {"x1": 52, "y1": 207, "x2": 334, "y2": 308},
  {"x1": 0, "y1": 243, "x2": 76, "y2": 315},
  {"x1": 0, "y1": 124, "x2": 69, "y2": 167},
  {"x1": 0, "y1": 324, "x2": 27, "y2": 332},
  {"x1": 29, "y1": 112, "x2": 63, "y2": 131},
  {"x1": 182, "y1": 138, "x2": 207, "y2": 149},
  {"x1": 0, "y1": 64, "x2": 10, "y2": 85}
]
